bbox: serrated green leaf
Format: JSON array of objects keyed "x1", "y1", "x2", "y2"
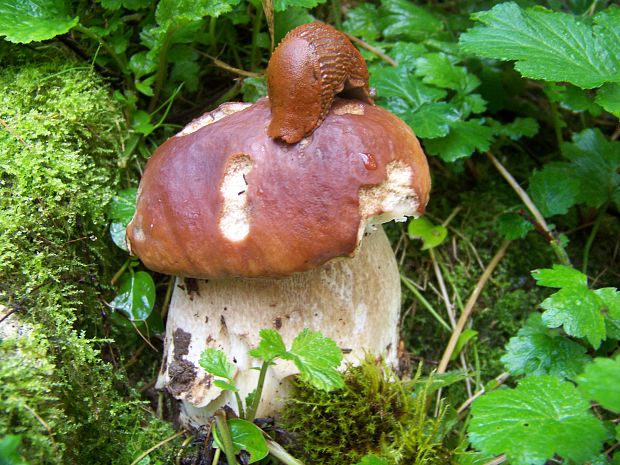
[
  {"x1": 342, "y1": 3, "x2": 380, "y2": 41},
  {"x1": 405, "y1": 102, "x2": 460, "y2": 139},
  {"x1": 283, "y1": 329, "x2": 343, "y2": 391},
  {"x1": 109, "y1": 188, "x2": 137, "y2": 224},
  {"x1": 111, "y1": 271, "x2": 155, "y2": 322},
  {"x1": 213, "y1": 379, "x2": 238, "y2": 392},
  {"x1": 354, "y1": 454, "x2": 388, "y2": 465},
  {"x1": 407, "y1": 216, "x2": 447, "y2": 250},
  {"x1": 110, "y1": 221, "x2": 128, "y2": 251},
  {"x1": 492, "y1": 117, "x2": 539, "y2": 141},
  {"x1": 546, "y1": 83, "x2": 602, "y2": 115},
  {"x1": 424, "y1": 119, "x2": 495, "y2": 162},
  {"x1": 541, "y1": 285, "x2": 606, "y2": 348},
  {"x1": 248, "y1": 329, "x2": 287, "y2": 362},
  {"x1": 371, "y1": 66, "x2": 446, "y2": 109},
  {"x1": 156, "y1": 0, "x2": 240, "y2": 27},
  {"x1": 129, "y1": 52, "x2": 157, "y2": 78},
  {"x1": 379, "y1": 0, "x2": 443, "y2": 41},
  {"x1": 0, "y1": 0, "x2": 78, "y2": 43},
  {"x1": 199, "y1": 348, "x2": 235, "y2": 380},
  {"x1": 460, "y1": 3, "x2": 620, "y2": 88},
  {"x1": 273, "y1": 0, "x2": 326, "y2": 12},
  {"x1": 595, "y1": 83, "x2": 620, "y2": 118},
  {"x1": 502, "y1": 313, "x2": 590, "y2": 378},
  {"x1": 596, "y1": 287, "x2": 620, "y2": 340},
  {"x1": 469, "y1": 375, "x2": 607, "y2": 465},
  {"x1": 561, "y1": 129, "x2": 620, "y2": 208},
  {"x1": 578, "y1": 356, "x2": 620, "y2": 413},
  {"x1": 387, "y1": 42, "x2": 427, "y2": 70},
  {"x1": 533, "y1": 265, "x2": 589, "y2": 288},
  {"x1": 213, "y1": 419, "x2": 269, "y2": 464},
  {"x1": 414, "y1": 53, "x2": 480, "y2": 93},
  {"x1": 496, "y1": 212, "x2": 534, "y2": 240},
  {"x1": 528, "y1": 163, "x2": 580, "y2": 217}
]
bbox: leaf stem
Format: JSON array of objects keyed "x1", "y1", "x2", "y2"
[
  {"x1": 130, "y1": 430, "x2": 185, "y2": 465},
  {"x1": 111, "y1": 258, "x2": 130, "y2": 285},
  {"x1": 245, "y1": 360, "x2": 270, "y2": 422},
  {"x1": 438, "y1": 240, "x2": 510, "y2": 373},
  {"x1": 234, "y1": 391, "x2": 245, "y2": 419},
  {"x1": 582, "y1": 202, "x2": 608, "y2": 274},
  {"x1": 212, "y1": 447, "x2": 221, "y2": 465},
  {"x1": 486, "y1": 151, "x2": 571, "y2": 266},
  {"x1": 401, "y1": 274, "x2": 452, "y2": 332},
  {"x1": 266, "y1": 439, "x2": 305, "y2": 465},
  {"x1": 215, "y1": 411, "x2": 238, "y2": 465},
  {"x1": 74, "y1": 25, "x2": 130, "y2": 81}
]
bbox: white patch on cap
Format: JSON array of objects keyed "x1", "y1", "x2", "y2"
[
  {"x1": 220, "y1": 154, "x2": 253, "y2": 242},
  {"x1": 357, "y1": 161, "x2": 420, "y2": 243},
  {"x1": 176, "y1": 102, "x2": 252, "y2": 137},
  {"x1": 334, "y1": 102, "x2": 365, "y2": 115}
]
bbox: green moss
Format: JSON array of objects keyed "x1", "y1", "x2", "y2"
[
  {"x1": 281, "y1": 359, "x2": 454, "y2": 465},
  {"x1": 0, "y1": 57, "x2": 178, "y2": 464}
]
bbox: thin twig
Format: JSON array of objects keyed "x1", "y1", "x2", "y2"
[
  {"x1": 438, "y1": 241, "x2": 511, "y2": 373},
  {"x1": 0, "y1": 117, "x2": 31, "y2": 148},
  {"x1": 457, "y1": 372, "x2": 510, "y2": 413},
  {"x1": 345, "y1": 33, "x2": 397, "y2": 67},
  {"x1": 203, "y1": 54, "x2": 263, "y2": 78},
  {"x1": 401, "y1": 274, "x2": 452, "y2": 332},
  {"x1": 130, "y1": 430, "x2": 186, "y2": 465},
  {"x1": 22, "y1": 403, "x2": 56, "y2": 448}
]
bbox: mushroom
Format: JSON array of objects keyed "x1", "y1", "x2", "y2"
[{"x1": 126, "y1": 24, "x2": 431, "y2": 428}]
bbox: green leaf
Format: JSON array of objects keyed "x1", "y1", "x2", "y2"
[
  {"x1": 528, "y1": 163, "x2": 580, "y2": 217},
  {"x1": 199, "y1": 348, "x2": 235, "y2": 380},
  {"x1": 379, "y1": 0, "x2": 443, "y2": 41},
  {"x1": 213, "y1": 380, "x2": 238, "y2": 392},
  {"x1": 213, "y1": 419, "x2": 269, "y2": 464},
  {"x1": 371, "y1": 66, "x2": 446, "y2": 109},
  {"x1": 387, "y1": 42, "x2": 427, "y2": 70},
  {"x1": 342, "y1": 3, "x2": 380, "y2": 41},
  {"x1": 540, "y1": 285, "x2": 606, "y2": 349},
  {"x1": 273, "y1": 8, "x2": 314, "y2": 44},
  {"x1": 533, "y1": 265, "x2": 587, "y2": 288},
  {"x1": 450, "y1": 329, "x2": 478, "y2": 361},
  {"x1": 496, "y1": 212, "x2": 534, "y2": 240},
  {"x1": 273, "y1": 0, "x2": 326, "y2": 12},
  {"x1": 248, "y1": 329, "x2": 287, "y2": 362},
  {"x1": 354, "y1": 454, "x2": 388, "y2": 465},
  {"x1": 156, "y1": 0, "x2": 241, "y2": 26},
  {"x1": 578, "y1": 356, "x2": 620, "y2": 413},
  {"x1": 404, "y1": 102, "x2": 460, "y2": 139},
  {"x1": 469, "y1": 375, "x2": 607, "y2": 465},
  {"x1": 545, "y1": 83, "x2": 602, "y2": 115},
  {"x1": 492, "y1": 117, "x2": 539, "y2": 141},
  {"x1": 502, "y1": 313, "x2": 590, "y2": 378},
  {"x1": 283, "y1": 329, "x2": 344, "y2": 391},
  {"x1": 109, "y1": 188, "x2": 137, "y2": 224},
  {"x1": 596, "y1": 287, "x2": 620, "y2": 340},
  {"x1": 111, "y1": 271, "x2": 155, "y2": 322},
  {"x1": 110, "y1": 221, "x2": 128, "y2": 251},
  {"x1": 132, "y1": 110, "x2": 155, "y2": 136},
  {"x1": 414, "y1": 53, "x2": 480, "y2": 93},
  {"x1": 407, "y1": 216, "x2": 447, "y2": 250},
  {"x1": 459, "y1": 3, "x2": 620, "y2": 88},
  {"x1": 595, "y1": 83, "x2": 620, "y2": 118},
  {"x1": 424, "y1": 119, "x2": 495, "y2": 162},
  {"x1": 0, "y1": 0, "x2": 78, "y2": 43},
  {"x1": 561, "y1": 129, "x2": 620, "y2": 208},
  {"x1": 241, "y1": 77, "x2": 267, "y2": 103},
  {"x1": 0, "y1": 435, "x2": 26, "y2": 465},
  {"x1": 129, "y1": 52, "x2": 157, "y2": 79}
]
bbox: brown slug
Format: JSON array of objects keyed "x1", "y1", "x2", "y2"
[{"x1": 267, "y1": 22, "x2": 373, "y2": 144}]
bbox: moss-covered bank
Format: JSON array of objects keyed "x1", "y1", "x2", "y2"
[{"x1": 0, "y1": 57, "x2": 177, "y2": 464}]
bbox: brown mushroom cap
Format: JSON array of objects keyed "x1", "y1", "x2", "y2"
[{"x1": 126, "y1": 97, "x2": 430, "y2": 279}]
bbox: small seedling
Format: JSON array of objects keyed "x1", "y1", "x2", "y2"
[{"x1": 199, "y1": 328, "x2": 344, "y2": 464}]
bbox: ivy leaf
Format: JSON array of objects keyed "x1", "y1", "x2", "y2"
[
  {"x1": 110, "y1": 221, "x2": 129, "y2": 251},
  {"x1": 577, "y1": 356, "x2": 620, "y2": 413},
  {"x1": 272, "y1": 0, "x2": 326, "y2": 12},
  {"x1": 0, "y1": 0, "x2": 78, "y2": 43},
  {"x1": 414, "y1": 53, "x2": 480, "y2": 94},
  {"x1": 379, "y1": 0, "x2": 443, "y2": 41},
  {"x1": 424, "y1": 119, "x2": 495, "y2": 162},
  {"x1": 354, "y1": 455, "x2": 388, "y2": 465},
  {"x1": 111, "y1": 271, "x2": 155, "y2": 322},
  {"x1": 342, "y1": 3, "x2": 380, "y2": 41},
  {"x1": 595, "y1": 83, "x2": 620, "y2": 118},
  {"x1": 496, "y1": 212, "x2": 533, "y2": 240},
  {"x1": 561, "y1": 129, "x2": 620, "y2": 209},
  {"x1": 199, "y1": 348, "x2": 235, "y2": 380},
  {"x1": 469, "y1": 375, "x2": 607, "y2": 465},
  {"x1": 459, "y1": 3, "x2": 620, "y2": 88},
  {"x1": 408, "y1": 216, "x2": 447, "y2": 250},
  {"x1": 371, "y1": 66, "x2": 446, "y2": 109},
  {"x1": 404, "y1": 102, "x2": 460, "y2": 139},
  {"x1": 248, "y1": 329, "x2": 287, "y2": 362},
  {"x1": 502, "y1": 313, "x2": 590, "y2": 378},
  {"x1": 282, "y1": 329, "x2": 344, "y2": 391},
  {"x1": 213, "y1": 419, "x2": 269, "y2": 464},
  {"x1": 528, "y1": 163, "x2": 580, "y2": 217}
]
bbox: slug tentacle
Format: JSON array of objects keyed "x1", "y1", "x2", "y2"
[{"x1": 267, "y1": 22, "x2": 372, "y2": 144}]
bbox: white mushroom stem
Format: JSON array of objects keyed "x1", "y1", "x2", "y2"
[{"x1": 156, "y1": 226, "x2": 401, "y2": 428}]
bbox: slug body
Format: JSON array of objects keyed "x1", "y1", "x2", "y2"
[{"x1": 267, "y1": 22, "x2": 372, "y2": 144}]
